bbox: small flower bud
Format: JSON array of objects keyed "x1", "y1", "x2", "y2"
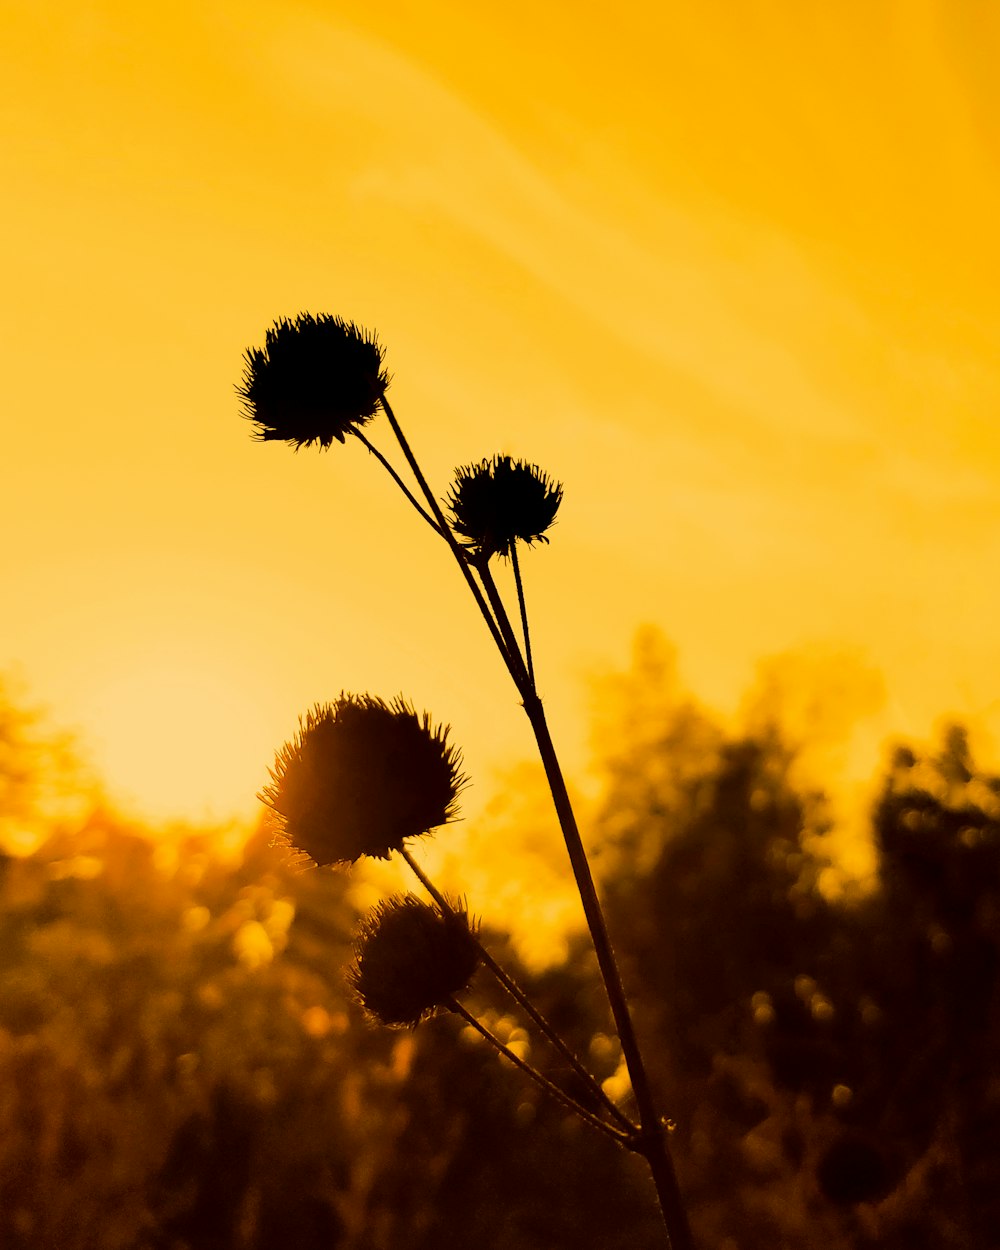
[
  {"x1": 262, "y1": 696, "x2": 465, "y2": 866},
  {"x1": 238, "y1": 313, "x2": 389, "y2": 448},
  {"x1": 446, "y1": 455, "x2": 563, "y2": 561},
  {"x1": 350, "y1": 895, "x2": 480, "y2": 1027}
]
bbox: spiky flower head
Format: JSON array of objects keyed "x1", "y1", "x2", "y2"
[
  {"x1": 350, "y1": 894, "x2": 480, "y2": 1027},
  {"x1": 446, "y1": 454, "x2": 563, "y2": 561},
  {"x1": 238, "y1": 313, "x2": 389, "y2": 448},
  {"x1": 262, "y1": 696, "x2": 465, "y2": 867}
]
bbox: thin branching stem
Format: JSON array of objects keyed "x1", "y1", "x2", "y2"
[
  {"x1": 521, "y1": 694, "x2": 693, "y2": 1250},
  {"x1": 509, "y1": 542, "x2": 535, "y2": 689},
  {"x1": 400, "y1": 847, "x2": 635, "y2": 1133},
  {"x1": 349, "y1": 428, "x2": 443, "y2": 535},
  {"x1": 475, "y1": 560, "x2": 532, "y2": 695},
  {"x1": 378, "y1": 397, "x2": 524, "y2": 687},
  {"x1": 445, "y1": 998, "x2": 632, "y2": 1146},
  {"x1": 376, "y1": 397, "x2": 690, "y2": 1246}
]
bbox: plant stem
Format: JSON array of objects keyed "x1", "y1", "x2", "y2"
[
  {"x1": 476, "y1": 560, "x2": 532, "y2": 694},
  {"x1": 521, "y1": 693, "x2": 693, "y2": 1250},
  {"x1": 378, "y1": 397, "x2": 523, "y2": 687},
  {"x1": 510, "y1": 542, "x2": 535, "y2": 689},
  {"x1": 376, "y1": 398, "x2": 691, "y2": 1244},
  {"x1": 349, "y1": 428, "x2": 443, "y2": 535},
  {"x1": 445, "y1": 998, "x2": 632, "y2": 1146},
  {"x1": 400, "y1": 847, "x2": 635, "y2": 1133}
]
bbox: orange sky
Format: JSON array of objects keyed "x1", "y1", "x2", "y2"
[{"x1": 3, "y1": 0, "x2": 1000, "y2": 834}]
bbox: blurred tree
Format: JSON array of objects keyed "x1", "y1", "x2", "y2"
[
  {"x1": 857, "y1": 727, "x2": 1000, "y2": 1247},
  {"x1": 588, "y1": 635, "x2": 1000, "y2": 1249},
  {"x1": 1, "y1": 659, "x2": 998, "y2": 1248}
]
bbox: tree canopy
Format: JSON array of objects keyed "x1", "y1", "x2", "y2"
[{"x1": 0, "y1": 648, "x2": 996, "y2": 1248}]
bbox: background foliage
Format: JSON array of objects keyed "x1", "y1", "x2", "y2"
[{"x1": 0, "y1": 648, "x2": 997, "y2": 1249}]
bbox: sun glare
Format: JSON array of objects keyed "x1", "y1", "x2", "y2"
[{"x1": 87, "y1": 657, "x2": 274, "y2": 826}]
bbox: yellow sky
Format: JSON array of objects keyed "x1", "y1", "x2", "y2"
[{"x1": 2, "y1": 0, "x2": 1000, "y2": 829}]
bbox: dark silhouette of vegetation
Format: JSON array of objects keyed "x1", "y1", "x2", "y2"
[
  {"x1": 239, "y1": 312, "x2": 692, "y2": 1244},
  {"x1": 1, "y1": 646, "x2": 997, "y2": 1246}
]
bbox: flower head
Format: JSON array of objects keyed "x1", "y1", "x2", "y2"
[
  {"x1": 262, "y1": 696, "x2": 465, "y2": 866},
  {"x1": 350, "y1": 894, "x2": 480, "y2": 1027},
  {"x1": 446, "y1": 455, "x2": 563, "y2": 561},
  {"x1": 238, "y1": 313, "x2": 389, "y2": 448}
]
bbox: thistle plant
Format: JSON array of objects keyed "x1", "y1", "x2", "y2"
[
  {"x1": 262, "y1": 697, "x2": 464, "y2": 866},
  {"x1": 350, "y1": 895, "x2": 480, "y2": 1028},
  {"x1": 240, "y1": 315, "x2": 695, "y2": 1248}
]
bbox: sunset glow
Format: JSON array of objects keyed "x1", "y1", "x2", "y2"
[
  {"x1": 85, "y1": 648, "x2": 275, "y2": 823},
  {"x1": 3, "y1": 1, "x2": 1000, "y2": 830}
]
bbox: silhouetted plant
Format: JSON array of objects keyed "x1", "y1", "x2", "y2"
[
  {"x1": 350, "y1": 894, "x2": 480, "y2": 1027},
  {"x1": 238, "y1": 313, "x2": 388, "y2": 447},
  {"x1": 241, "y1": 311, "x2": 693, "y2": 1246},
  {"x1": 263, "y1": 697, "x2": 464, "y2": 866},
  {"x1": 447, "y1": 454, "x2": 563, "y2": 561}
]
